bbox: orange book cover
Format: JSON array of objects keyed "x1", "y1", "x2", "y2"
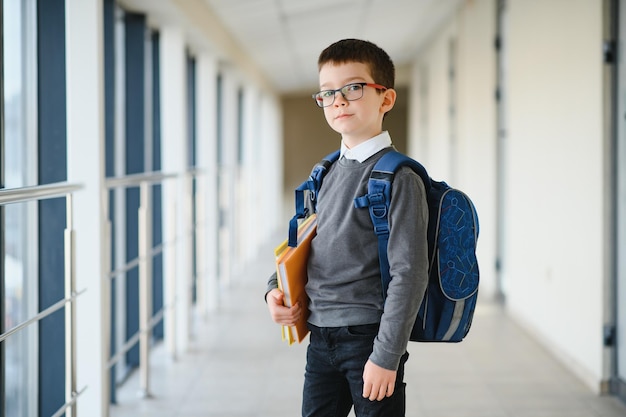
[{"x1": 274, "y1": 214, "x2": 317, "y2": 344}]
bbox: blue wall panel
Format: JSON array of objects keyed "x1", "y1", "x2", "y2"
[
  {"x1": 36, "y1": 0, "x2": 66, "y2": 415},
  {"x1": 124, "y1": 12, "x2": 145, "y2": 367},
  {"x1": 151, "y1": 31, "x2": 164, "y2": 339}
]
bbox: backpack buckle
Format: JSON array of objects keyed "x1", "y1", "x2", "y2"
[
  {"x1": 373, "y1": 224, "x2": 389, "y2": 236},
  {"x1": 371, "y1": 204, "x2": 387, "y2": 219}
]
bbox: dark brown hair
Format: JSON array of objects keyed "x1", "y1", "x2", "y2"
[{"x1": 317, "y1": 39, "x2": 395, "y2": 89}]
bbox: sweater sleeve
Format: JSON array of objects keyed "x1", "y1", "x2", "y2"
[
  {"x1": 369, "y1": 166, "x2": 429, "y2": 370},
  {"x1": 265, "y1": 272, "x2": 278, "y2": 302}
]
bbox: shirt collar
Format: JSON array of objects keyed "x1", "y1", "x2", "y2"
[{"x1": 340, "y1": 131, "x2": 392, "y2": 163}]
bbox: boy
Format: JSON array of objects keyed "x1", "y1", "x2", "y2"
[{"x1": 266, "y1": 38, "x2": 429, "y2": 417}]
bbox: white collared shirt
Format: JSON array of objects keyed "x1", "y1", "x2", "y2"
[{"x1": 340, "y1": 131, "x2": 392, "y2": 163}]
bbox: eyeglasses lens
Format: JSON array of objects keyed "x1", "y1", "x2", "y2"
[
  {"x1": 314, "y1": 84, "x2": 365, "y2": 108},
  {"x1": 342, "y1": 84, "x2": 364, "y2": 101}
]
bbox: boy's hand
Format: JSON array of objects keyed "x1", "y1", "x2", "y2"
[
  {"x1": 362, "y1": 360, "x2": 396, "y2": 401},
  {"x1": 266, "y1": 289, "x2": 302, "y2": 326}
]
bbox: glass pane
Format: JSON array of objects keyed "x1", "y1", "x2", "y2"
[
  {"x1": 3, "y1": 1, "x2": 24, "y2": 186},
  {"x1": 5, "y1": 202, "x2": 31, "y2": 417},
  {"x1": 3, "y1": 1, "x2": 36, "y2": 416}
]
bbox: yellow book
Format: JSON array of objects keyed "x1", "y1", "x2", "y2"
[
  {"x1": 274, "y1": 214, "x2": 317, "y2": 344},
  {"x1": 276, "y1": 267, "x2": 295, "y2": 345}
]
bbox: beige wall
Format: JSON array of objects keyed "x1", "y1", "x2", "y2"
[
  {"x1": 504, "y1": 0, "x2": 605, "y2": 391},
  {"x1": 281, "y1": 94, "x2": 337, "y2": 193}
]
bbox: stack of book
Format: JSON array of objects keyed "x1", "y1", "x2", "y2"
[{"x1": 274, "y1": 214, "x2": 317, "y2": 345}]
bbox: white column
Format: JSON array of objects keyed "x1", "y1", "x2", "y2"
[
  {"x1": 159, "y1": 27, "x2": 191, "y2": 355},
  {"x1": 240, "y1": 84, "x2": 259, "y2": 263},
  {"x1": 195, "y1": 53, "x2": 219, "y2": 315},
  {"x1": 218, "y1": 69, "x2": 238, "y2": 285},
  {"x1": 65, "y1": 0, "x2": 107, "y2": 416},
  {"x1": 259, "y1": 94, "x2": 284, "y2": 239}
]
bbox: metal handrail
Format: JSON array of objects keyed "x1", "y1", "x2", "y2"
[
  {"x1": 102, "y1": 168, "x2": 206, "y2": 402},
  {"x1": 108, "y1": 257, "x2": 141, "y2": 279},
  {"x1": 50, "y1": 386, "x2": 87, "y2": 417},
  {"x1": 0, "y1": 289, "x2": 86, "y2": 343},
  {"x1": 0, "y1": 182, "x2": 82, "y2": 205},
  {"x1": 107, "y1": 332, "x2": 140, "y2": 369},
  {"x1": 105, "y1": 171, "x2": 176, "y2": 189},
  {"x1": 103, "y1": 169, "x2": 190, "y2": 399},
  {"x1": 106, "y1": 306, "x2": 166, "y2": 369},
  {"x1": 107, "y1": 242, "x2": 165, "y2": 280},
  {"x1": 0, "y1": 181, "x2": 84, "y2": 417}
]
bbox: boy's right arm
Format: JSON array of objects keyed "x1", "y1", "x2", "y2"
[{"x1": 265, "y1": 273, "x2": 302, "y2": 326}]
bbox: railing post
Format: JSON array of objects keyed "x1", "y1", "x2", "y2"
[
  {"x1": 102, "y1": 213, "x2": 112, "y2": 416},
  {"x1": 165, "y1": 195, "x2": 178, "y2": 359},
  {"x1": 64, "y1": 193, "x2": 78, "y2": 417},
  {"x1": 138, "y1": 181, "x2": 153, "y2": 398},
  {"x1": 102, "y1": 172, "x2": 177, "y2": 400},
  {"x1": 195, "y1": 172, "x2": 207, "y2": 319},
  {"x1": 186, "y1": 172, "x2": 194, "y2": 337}
]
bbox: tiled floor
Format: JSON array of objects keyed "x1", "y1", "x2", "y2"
[{"x1": 111, "y1": 248, "x2": 626, "y2": 417}]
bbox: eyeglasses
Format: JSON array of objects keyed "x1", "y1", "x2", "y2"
[{"x1": 312, "y1": 82, "x2": 387, "y2": 108}]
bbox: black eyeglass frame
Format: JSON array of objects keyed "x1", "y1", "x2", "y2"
[{"x1": 312, "y1": 82, "x2": 388, "y2": 108}]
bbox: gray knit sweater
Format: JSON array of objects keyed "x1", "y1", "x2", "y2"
[{"x1": 268, "y1": 148, "x2": 429, "y2": 370}]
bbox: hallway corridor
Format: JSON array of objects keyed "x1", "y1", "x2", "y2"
[{"x1": 109, "y1": 241, "x2": 626, "y2": 417}]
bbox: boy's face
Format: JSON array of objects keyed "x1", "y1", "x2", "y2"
[{"x1": 318, "y1": 61, "x2": 396, "y2": 147}]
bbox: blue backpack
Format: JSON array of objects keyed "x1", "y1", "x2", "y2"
[{"x1": 288, "y1": 149, "x2": 479, "y2": 343}]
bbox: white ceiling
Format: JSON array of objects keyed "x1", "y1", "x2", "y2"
[{"x1": 202, "y1": 0, "x2": 463, "y2": 93}]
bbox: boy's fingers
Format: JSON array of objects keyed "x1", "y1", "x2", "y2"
[
  {"x1": 365, "y1": 382, "x2": 382, "y2": 401},
  {"x1": 362, "y1": 382, "x2": 372, "y2": 400},
  {"x1": 269, "y1": 300, "x2": 302, "y2": 326},
  {"x1": 386, "y1": 382, "x2": 395, "y2": 397},
  {"x1": 271, "y1": 290, "x2": 284, "y2": 303},
  {"x1": 376, "y1": 385, "x2": 387, "y2": 401},
  {"x1": 364, "y1": 383, "x2": 393, "y2": 402}
]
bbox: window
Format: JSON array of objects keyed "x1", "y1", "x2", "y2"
[
  {"x1": 105, "y1": 5, "x2": 164, "y2": 399},
  {"x1": 2, "y1": 1, "x2": 38, "y2": 416}
]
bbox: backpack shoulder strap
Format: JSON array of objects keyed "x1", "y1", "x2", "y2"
[
  {"x1": 288, "y1": 150, "x2": 340, "y2": 247},
  {"x1": 353, "y1": 150, "x2": 430, "y2": 297}
]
